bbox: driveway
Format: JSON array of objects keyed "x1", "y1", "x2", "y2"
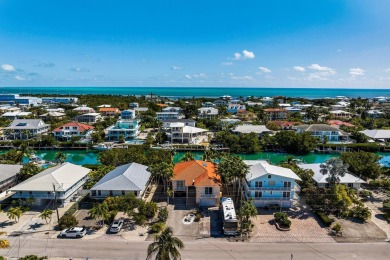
[
  {"x1": 250, "y1": 203, "x2": 335, "y2": 243},
  {"x1": 364, "y1": 191, "x2": 390, "y2": 239}
]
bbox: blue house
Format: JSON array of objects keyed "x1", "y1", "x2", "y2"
[
  {"x1": 121, "y1": 110, "x2": 136, "y2": 120},
  {"x1": 243, "y1": 160, "x2": 301, "y2": 208}
]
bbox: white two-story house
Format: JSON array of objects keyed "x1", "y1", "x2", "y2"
[
  {"x1": 295, "y1": 124, "x2": 351, "y2": 143},
  {"x1": 243, "y1": 160, "x2": 301, "y2": 208},
  {"x1": 53, "y1": 122, "x2": 95, "y2": 140},
  {"x1": 197, "y1": 107, "x2": 219, "y2": 120}
]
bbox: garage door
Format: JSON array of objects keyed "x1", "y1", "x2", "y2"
[{"x1": 200, "y1": 198, "x2": 216, "y2": 207}]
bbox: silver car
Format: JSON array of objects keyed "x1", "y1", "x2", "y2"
[
  {"x1": 109, "y1": 219, "x2": 124, "y2": 233},
  {"x1": 59, "y1": 227, "x2": 87, "y2": 238}
]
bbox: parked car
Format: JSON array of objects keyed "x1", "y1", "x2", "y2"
[
  {"x1": 109, "y1": 219, "x2": 124, "y2": 233},
  {"x1": 59, "y1": 227, "x2": 87, "y2": 238}
]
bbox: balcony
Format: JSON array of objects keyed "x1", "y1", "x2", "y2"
[
  {"x1": 245, "y1": 193, "x2": 300, "y2": 202},
  {"x1": 244, "y1": 182, "x2": 300, "y2": 192},
  {"x1": 175, "y1": 186, "x2": 186, "y2": 191}
]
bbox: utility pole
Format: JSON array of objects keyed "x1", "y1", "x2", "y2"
[{"x1": 53, "y1": 184, "x2": 60, "y2": 224}]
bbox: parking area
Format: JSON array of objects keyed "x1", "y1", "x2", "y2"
[{"x1": 250, "y1": 203, "x2": 335, "y2": 243}]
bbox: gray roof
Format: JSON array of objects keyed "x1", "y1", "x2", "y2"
[
  {"x1": 162, "y1": 119, "x2": 195, "y2": 123},
  {"x1": 295, "y1": 124, "x2": 341, "y2": 132},
  {"x1": 298, "y1": 163, "x2": 366, "y2": 184},
  {"x1": 10, "y1": 163, "x2": 90, "y2": 192},
  {"x1": 6, "y1": 119, "x2": 49, "y2": 130},
  {"x1": 232, "y1": 124, "x2": 270, "y2": 134},
  {"x1": 0, "y1": 164, "x2": 22, "y2": 182},
  {"x1": 360, "y1": 129, "x2": 390, "y2": 139},
  {"x1": 244, "y1": 160, "x2": 301, "y2": 181},
  {"x1": 90, "y1": 163, "x2": 151, "y2": 192}
]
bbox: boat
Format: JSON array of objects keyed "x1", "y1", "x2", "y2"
[
  {"x1": 29, "y1": 154, "x2": 46, "y2": 164},
  {"x1": 92, "y1": 143, "x2": 112, "y2": 151}
]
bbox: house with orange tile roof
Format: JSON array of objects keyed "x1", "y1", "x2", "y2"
[
  {"x1": 98, "y1": 107, "x2": 120, "y2": 116},
  {"x1": 263, "y1": 108, "x2": 288, "y2": 121},
  {"x1": 172, "y1": 160, "x2": 221, "y2": 206},
  {"x1": 53, "y1": 122, "x2": 94, "y2": 140}
]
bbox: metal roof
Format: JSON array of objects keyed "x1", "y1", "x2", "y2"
[{"x1": 244, "y1": 160, "x2": 301, "y2": 181}]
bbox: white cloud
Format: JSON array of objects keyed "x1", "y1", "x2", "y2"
[
  {"x1": 306, "y1": 64, "x2": 336, "y2": 81},
  {"x1": 14, "y1": 75, "x2": 25, "y2": 81},
  {"x1": 222, "y1": 62, "x2": 233, "y2": 66},
  {"x1": 231, "y1": 75, "x2": 254, "y2": 80},
  {"x1": 171, "y1": 66, "x2": 182, "y2": 70},
  {"x1": 233, "y1": 52, "x2": 242, "y2": 60},
  {"x1": 308, "y1": 64, "x2": 335, "y2": 73},
  {"x1": 1, "y1": 64, "x2": 15, "y2": 72},
  {"x1": 293, "y1": 66, "x2": 305, "y2": 72},
  {"x1": 231, "y1": 50, "x2": 255, "y2": 60},
  {"x1": 242, "y1": 50, "x2": 255, "y2": 59},
  {"x1": 384, "y1": 68, "x2": 390, "y2": 72},
  {"x1": 185, "y1": 75, "x2": 192, "y2": 79},
  {"x1": 349, "y1": 68, "x2": 365, "y2": 76},
  {"x1": 70, "y1": 68, "x2": 90, "y2": 72},
  {"x1": 258, "y1": 66, "x2": 271, "y2": 73}
]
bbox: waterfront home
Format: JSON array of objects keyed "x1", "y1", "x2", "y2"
[
  {"x1": 53, "y1": 122, "x2": 94, "y2": 140},
  {"x1": 72, "y1": 105, "x2": 95, "y2": 114},
  {"x1": 98, "y1": 107, "x2": 120, "y2": 116},
  {"x1": 45, "y1": 108, "x2": 65, "y2": 113},
  {"x1": 298, "y1": 163, "x2": 365, "y2": 189},
  {"x1": 106, "y1": 119, "x2": 140, "y2": 141},
  {"x1": 172, "y1": 160, "x2": 221, "y2": 207},
  {"x1": 134, "y1": 107, "x2": 149, "y2": 114},
  {"x1": 201, "y1": 102, "x2": 215, "y2": 107},
  {"x1": 121, "y1": 109, "x2": 136, "y2": 119},
  {"x1": 260, "y1": 97, "x2": 274, "y2": 106},
  {"x1": 243, "y1": 160, "x2": 301, "y2": 208},
  {"x1": 162, "y1": 106, "x2": 182, "y2": 113},
  {"x1": 213, "y1": 99, "x2": 227, "y2": 106},
  {"x1": 197, "y1": 107, "x2": 219, "y2": 120},
  {"x1": 156, "y1": 111, "x2": 183, "y2": 121},
  {"x1": 360, "y1": 129, "x2": 390, "y2": 142},
  {"x1": 330, "y1": 101, "x2": 350, "y2": 111},
  {"x1": 271, "y1": 121, "x2": 301, "y2": 130},
  {"x1": 2, "y1": 111, "x2": 32, "y2": 119},
  {"x1": 90, "y1": 163, "x2": 151, "y2": 199},
  {"x1": 0, "y1": 164, "x2": 22, "y2": 193},
  {"x1": 295, "y1": 124, "x2": 351, "y2": 142},
  {"x1": 74, "y1": 112, "x2": 102, "y2": 124},
  {"x1": 329, "y1": 110, "x2": 352, "y2": 120},
  {"x1": 367, "y1": 110, "x2": 385, "y2": 119},
  {"x1": 236, "y1": 110, "x2": 257, "y2": 121},
  {"x1": 263, "y1": 108, "x2": 288, "y2": 121},
  {"x1": 232, "y1": 124, "x2": 271, "y2": 137},
  {"x1": 327, "y1": 120, "x2": 354, "y2": 128},
  {"x1": 10, "y1": 163, "x2": 90, "y2": 206},
  {"x1": 39, "y1": 111, "x2": 66, "y2": 121},
  {"x1": 4, "y1": 119, "x2": 50, "y2": 140},
  {"x1": 227, "y1": 101, "x2": 246, "y2": 114},
  {"x1": 166, "y1": 122, "x2": 207, "y2": 144},
  {"x1": 162, "y1": 119, "x2": 196, "y2": 128}
]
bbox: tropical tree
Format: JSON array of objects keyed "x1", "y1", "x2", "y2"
[
  {"x1": 238, "y1": 201, "x2": 257, "y2": 234},
  {"x1": 54, "y1": 152, "x2": 67, "y2": 164},
  {"x1": 39, "y1": 209, "x2": 53, "y2": 224},
  {"x1": 0, "y1": 239, "x2": 10, "y2": 249},
  {"x1": 340, "y1": 151, "x2": 383, "y2": 180},
  {"x1": 7, "y1": 207, "x2": 23, "y2": 223},
  {"x1": 18, "y1": 162, "x2": 41, "y2": 182},
  {"x1": 320, "y1": 158, "x2": 349, "y2": 186},
  {"x1": 149, "y1": 162, "x2": 174, "y2": 192},
  {"x1": 16, "y1": 143, "x2": 34, "y2": 164},
  {"x1": 89, "y1": 202, "x2": 110, "y2": 226},
  {"x1": 202, "y1": 150, "x2": 217, "y2": 163},
  {"x1": 146, "y1": 227, "x2": 184, "y2": 260},
  {"x1": 180, "y1": 152, "x2": 195, "y2": 162}
]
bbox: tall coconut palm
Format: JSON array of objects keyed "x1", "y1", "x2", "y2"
[
  {"x1": 89, "y1": 203, "x2": 109, "y2": 226},
  {"x1": 54, "y1": 152, "x2": 67, "y2": 164},
  {"x1": 320, "y1": 158, "x2": 349, "y2": 186},
  {"x1": 7, "y1": 207, "x2": 23, "y2": 223},
  {"x1": 146, "y1": 227, "x2": 184, "y2": 260},
  {"x1": 149, "y1": 162, "x2": 174, "y2": 192},
  {"x1": 39, "y1": 209, "x2": 53, "y2": 224},
  {"x1": 16, "y1": 143, "x2": 34, "y2": 164},
  {"x1": 180, "y1": 152, "x2": 195, "y2": 162}
]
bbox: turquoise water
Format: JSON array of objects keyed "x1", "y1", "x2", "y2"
[
  {"x1": 2, "y1": 150, "x2": 389, "y2": 167},
  {"x1": 1, "y1": 86, "x2": 389, "y2": 99}
]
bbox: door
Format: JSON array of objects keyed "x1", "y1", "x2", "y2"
[{"x1": 200, "y1": 198, "x2": 216, "y2": 207}]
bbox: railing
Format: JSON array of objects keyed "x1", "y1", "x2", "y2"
[
  {"x1": 175, "y1": 186, "x2": 186, "y2": 191},
  {"x1": 200, "y1": 194, "x2": 217, "y2": 198},
  {"x1": 244, "y1": 183, "x2": 301, "y2": 192},
  {"x1": 245, "y1": 193, "x2": 300, "y2": 201},
  {"x1": 12, "y1": 194, "x2": 66, "y2": 199}
]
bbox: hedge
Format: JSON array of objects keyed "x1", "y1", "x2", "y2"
[{"x1": 316, "y1": 211, "x2": 333, "y2": 226}]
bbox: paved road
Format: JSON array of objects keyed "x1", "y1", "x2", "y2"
[{"x1": 1, "y1": 236, "x2": 390, "y2": 259}]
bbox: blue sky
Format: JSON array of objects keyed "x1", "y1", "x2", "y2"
[{"x1": 0, "y1": 0, "x2": 390, "y2": 88}]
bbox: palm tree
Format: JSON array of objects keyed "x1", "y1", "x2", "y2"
[
  {"x1": 18, "y1": 162, "x2": 41, "y2": 182},
  {"x1": 0, "y1": 239, "x2": 10, "y2": 249},
  {"x1": 202, "y1": 150, "x2": 216, "y2": 162},
  {"x1": 180, "y1": 152, "x2": 195, "y2": 162},
  {"x1": 89, "y1": 203, "x2": 109, "y2": 226},
  {"x1": 149, "y1": 162, "x2": 174, "y2": 193},
  {"x1": 7, "y1": 207, "x2": 23, "y2": 223},
  {"x1": 146, "y1": 227, "x2": 184, "y2": 260},
  {"x1": 54, "y1": 152, "x2": 67, "y2": 164},
  {"x1": 39, "y1": 209, "x2": 53, "y2": 224},
  {"x1": 320, "y1": 158, "x2": 349, "y2": 186},
  {"x1": 15, "y1": 143, "x2": 34, "y2": 164}
]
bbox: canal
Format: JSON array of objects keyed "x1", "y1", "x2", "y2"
[{"x1": 2, "y1": 149, "x2": 389, "y2": 167}]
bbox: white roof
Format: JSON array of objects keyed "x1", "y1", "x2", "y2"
[
  {"x1": 40, "y1": 112, "x2": 66, "y2": 117},
  {"x1": 91, "y1": 163, "x2": 151, "y2": 191},
  {"x1": 244, "y1": 160, "x2": 301, "y2": 181},
  {"x1": 0, "y1": 164, "x2": 23, "y2": 182},
  {"x1": 232, "y1": 124, "x2": 270, "y2": 134},
  {"x1": 360, "y1": 129, "x2": 390, "y2": 139},
  {"x1": 330, "y1": 110, "x2": 350, "y2": 114},
  {"x1": 73, "y1": 106, "x2": 93, "y2": 111},
  {"x1": 298, "y1": 163, "x2": 365, "y2": 184},
  {"x1": 182, "y1": 126, "x2": 207, "y2": 134},
  {"x1": 221, "y1": 197, "x2": 237, "y2": 221},
  {"x1": 10, "y1": 163, "x2": 90, "y2": 192}
]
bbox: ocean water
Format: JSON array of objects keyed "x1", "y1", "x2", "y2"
[{"x1": 0, "y1": 86, "x2": 389, "y2": 99}]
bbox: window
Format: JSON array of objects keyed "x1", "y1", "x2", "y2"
[
  {"x1": 283, "y1": 192, "x2": 290, "y2": 198},
  {"x1": 255, "y1": 191, "x2": 262, "y2": 197},
  {"x1": 97, "y1": 190, "x2": 101, "y2": 196},
  {"x1": 255, "y1": 181, "x2": 262, "y2": 188},
  {"x1": 268, "y1": 175, "x2": 271, "y2": 179},
  {"x1": 176, "y1": 180, "x2": 184, "y2": 188},
  {"x1": 122, "y1": 190, "x2": 125, "y2": 195},
  {"x1": 109, "y1": 190, "x2": 113, "y2": 196},
  {"x1": 205, "y1": 187, "x2": 213, "y2": 195},
  {"x1": 347, "y1": 183, "x2": 353, "y2": 188},
  {"x1": 284, "y1": 182, "x2": 291, "y2": 188},
  {"x1": 268, "y1": 180, "x2": 275, "y2": 187},
  {"x1": 91, "y1": 190, "x2": 96, "y2": 196}
]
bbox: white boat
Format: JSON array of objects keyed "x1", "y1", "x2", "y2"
[
  {"x1": 29, "y1": 154, "x2": 46, "y2": 164},
  {"x1": 92, "y1": 143, "x2": 112, "y2": 151}
]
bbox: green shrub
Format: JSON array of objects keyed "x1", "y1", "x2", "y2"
[
  {"x1": 133, "y1": 214, "x2": 147, "y2": 226},
  {"x1": 383, "y1": 201, "x2": 390, "y2": 214},
  {"x1": 157, "y1": 207, "x2": 168, "y2": 223},
  {"x1": 350, "y1": 205, "x2": 371, "y2": 221},
  {"x1": 150, "y1": 222, "x2": 165, "y2": 233},
  {"x1": 279, "y1": 217, "x2": 291, "y2": 228},
  {"x1": 274, "y1": 212, "x2": 288, "y2": 222},
  {"x1": 359, "y1": 190, "x2": 372, "y2": 198},
  {"x1": 384, "y1": 213, "x2": 390, "y2": 223},
  {"x1": 332, "y1": 222, "x2": 342, "y2": 234},
  {"x1": 195, "y1": 213, "x2": 201, "y2": 222},
  {"x1": 18, "y1": 255, "x2": 48, "y2": 260},
  {"x1": 58, "y1": 214, "x2": 78, "y2": 230},
  {"x1": 317, "y1": 212, "x2": 333, "y2": 226}
]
